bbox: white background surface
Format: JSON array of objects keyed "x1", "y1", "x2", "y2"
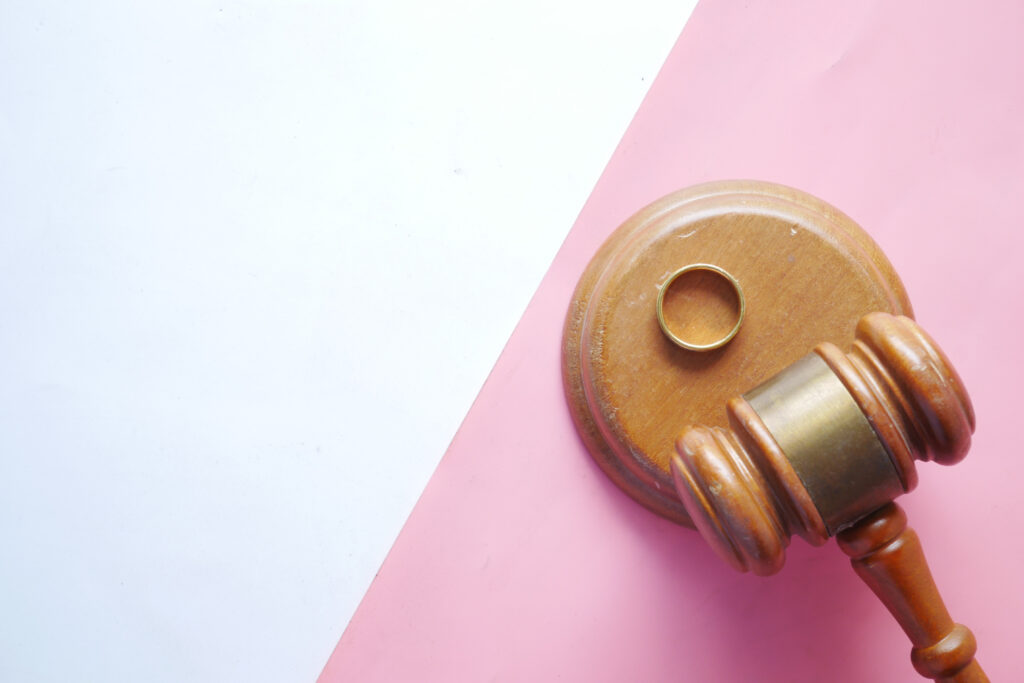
[{"x1": 0, "y1": 2, "x2": 697, "y2": 680}]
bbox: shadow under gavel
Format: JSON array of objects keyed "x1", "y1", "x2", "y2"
[{"x1": 672, "y1": 312, "x2": 987, "y2": 683}]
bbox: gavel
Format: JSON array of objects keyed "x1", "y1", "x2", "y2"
[
  {"x1": 672, "y1": 312, "x2": 985, "y2": 682},
  {"x1": 563, "y1": 181, "x2": 990, "y2": 681}
]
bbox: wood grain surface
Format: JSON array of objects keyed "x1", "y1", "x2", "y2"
[{"x1": 562, "y1": 181, "x2": 911, "y2": 525}]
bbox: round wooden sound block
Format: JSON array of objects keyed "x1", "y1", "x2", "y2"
[{"x1": 562, "y1": 181, "x2": 912, "y2": 527}]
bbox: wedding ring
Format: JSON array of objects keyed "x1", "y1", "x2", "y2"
[{"x1": 657, "y1": 263, "x2": 745, "y2": 351}]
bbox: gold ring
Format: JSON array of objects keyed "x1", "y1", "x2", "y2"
[{"x1": 656, "y1": 263, "x2": 745, "y2": 351}]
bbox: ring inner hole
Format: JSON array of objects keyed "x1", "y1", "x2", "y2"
[{"x1": 661, "y1": 269, "x2": 742, "y2": 347}]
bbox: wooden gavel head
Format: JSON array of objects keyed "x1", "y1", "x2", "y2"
[{"x1": 672, "y1": 312, "x2": 975, "y2": 576}]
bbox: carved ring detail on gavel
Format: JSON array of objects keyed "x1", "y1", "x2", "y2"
[{"x1": 671, "y1": 312, "x2": 987, "y2": 682}]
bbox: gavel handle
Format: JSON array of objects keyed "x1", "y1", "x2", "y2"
[{"x1": 837, "y1": 503, "x2": 988, "y2": 682}]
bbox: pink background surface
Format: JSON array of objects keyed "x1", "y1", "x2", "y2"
[{"x1": 323, "y1": 1, "x2": 1024, "y2": 681}]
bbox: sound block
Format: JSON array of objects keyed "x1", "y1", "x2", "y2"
[{"x1": 562, "y1": 181, "x2": 912, "y2": 526}]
